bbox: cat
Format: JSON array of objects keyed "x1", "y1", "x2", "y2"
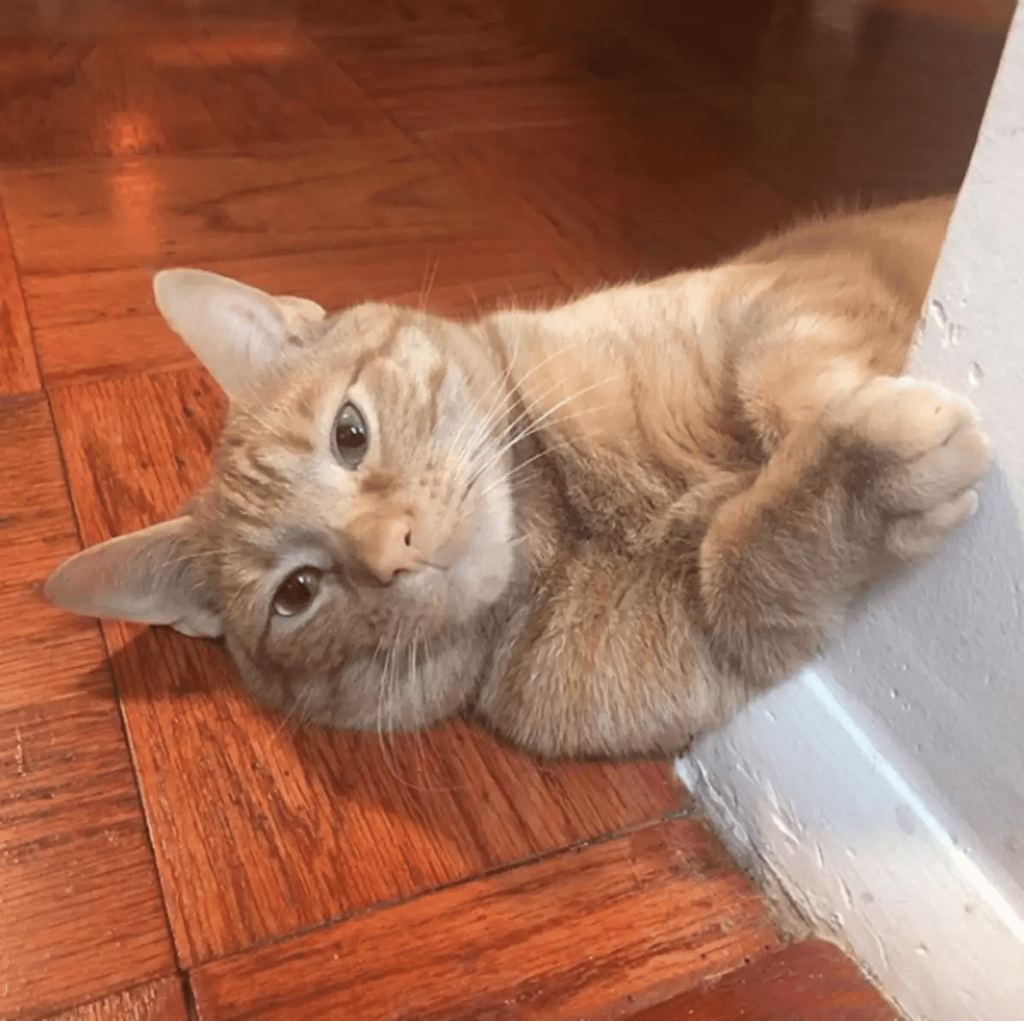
[{"x1": 44, "y1": 195, "x2": 993, "y2": 759}]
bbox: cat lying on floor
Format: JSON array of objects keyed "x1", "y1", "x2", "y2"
[{"x1": 45, "y1": 195, "x2": 993, "y2": 759}]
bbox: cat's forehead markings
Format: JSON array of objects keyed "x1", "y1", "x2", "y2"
[
  {"x1": 245, "y1": 448, "x2": 289, "y2": 484},
  {"x1": 294, "y1": 385, "x2": 318, "y2": 423},
  {"x1": 226, "y1": 400, "x2": 315, "y2": 455},
  {"x1": 274, "y1": 430, "x2": 316, "y2": 455},
  {"x1": 426, "y1": 360, "x2": 448, "y2": 433},
  {"x1": 397, "y1": 326, "x2": 445, "y2": 410},
  {"x1": 346, "y1": 319, "x2": 406, "y2": 388},
  {"x1": 429, "y1": 360, "x2": 446, "y2": 391}
]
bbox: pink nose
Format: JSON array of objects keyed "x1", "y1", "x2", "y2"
[{"x1": 348, "y1": 512, "x2": 421, "y2": 585}]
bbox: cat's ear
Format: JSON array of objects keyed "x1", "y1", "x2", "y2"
[
  {"x1": 153, "y1": 268, "x2": 327, "y2": 398},
  {"x1": 43, "y1": 518, "x2": 222, "y2": 638}
]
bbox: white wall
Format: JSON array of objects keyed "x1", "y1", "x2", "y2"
[{"x1": 679, "y1": 5, "x2": 1024, "y2": 1019}]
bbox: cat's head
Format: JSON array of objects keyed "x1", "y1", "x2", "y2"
[{"x1": 45, "y1": 270, "x2": 519, "y2": 728}]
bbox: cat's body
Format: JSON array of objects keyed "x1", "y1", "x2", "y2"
[{"x1": 45, "y1": 195, "x2": 993, "y2": 758}]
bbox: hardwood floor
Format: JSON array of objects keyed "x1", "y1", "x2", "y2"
[
  {"x1": 0, "y1": 0, "x2": 1012, "y2": 1018},
  {"x1": 191, "y1": 821, "x2": 781, "y2": 1021},
  {"x1": 622, "y1": 940, "x2": 900, "y2": 1021}
]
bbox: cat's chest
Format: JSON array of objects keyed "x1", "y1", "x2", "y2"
[{"x1": 510, "y1": 433, "x2": 680, "y2": 557}]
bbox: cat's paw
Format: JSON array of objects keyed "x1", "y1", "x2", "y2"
[{"x1": 834, "y1": 376, "x2": 994, "y2": 560}]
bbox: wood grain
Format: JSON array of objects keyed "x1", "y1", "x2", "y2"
[
  {"x1": 431, "y1": 119, "x2": 795, "y2": 290},
  {"x1": 649, "y1": 0, "x2": 1011, "y2": 206},
  {"x1": 41, "y1": 978, "x2": 190, "y2": 1021},
  {"x1": 0, "y1": 137, "x2": 507, "y2": 277},
  {"x1": 28, "y1": 238, "x2": 566, "y2": 387},
  {"x1": 0, "y1": 28, "x2": 390, "y2": 162},
  {"x1": 33, "y1": 315, "x2": 199, "y2": 389},
  {"x1": 0, "y1": 0, "x2": 515, "y2": 38},
  {"x1": 0, "y1": 395, "x2": 174, "y2": 1021},
  {"x1": 0, "y1": 395, "x2": 81, "y2": 591},
  {"x1": 25, "y1": 236, "x2": 563, "y2": 332},
  {"x1": 0, "y1": 699, "x2": 176, "y2": 1020},
  {"x1": 192, "y1": 820, "x2": 780, "y2": 1021},
  {"x1": 0, "y1": 394, "x2": 114, "y2": 712},
  {"x1": 294, "y1": 0, "x2": 514, "y2": 33},
  {"x1": 0, "y1": 203, "x2": 38, "y2": 394},
  {"x1": 49, "y1": 367, "x2": 686, "y2": 965},
  {"x1": 317, "y1": 19, "x2": 686, "y2": 134},
  {"x1": 622, "y1": 940, "x2": 898, "y2": 1021},
  {"x1": 0, "y1": 0, "x2": 286, "y2": 36}
]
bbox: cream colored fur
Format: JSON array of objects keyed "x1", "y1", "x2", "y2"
[{"x1": 45, "y1": 196, "x2": 993, "y2": 759}]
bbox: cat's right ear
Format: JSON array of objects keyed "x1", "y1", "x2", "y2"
[
  {"x1": 43, "y1": 517, "x2": 222, "y2": 639},
  {"x1": 153, "y1": 269, "x2": 326, "y2": 399}
]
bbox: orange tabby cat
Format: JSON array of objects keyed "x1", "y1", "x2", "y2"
[{"x1": 45, "y1": 196, "x2": 993, "y2": 758}]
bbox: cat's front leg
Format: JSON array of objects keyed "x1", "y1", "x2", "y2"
[{"x1": 698, "y1": 376, "x2": 993, "y2": 688}]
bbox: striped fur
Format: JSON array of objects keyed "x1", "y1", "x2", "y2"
[{"x1": 45, "y1": 196, "x2": 993, "y2": 758}]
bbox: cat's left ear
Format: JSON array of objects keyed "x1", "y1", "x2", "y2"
[
  {"x1": 43, "y1": 518, "x2": 222, "y2": 638},
  {"x1": 153, "y1": 268, "x2": 327, "y2": 399}
]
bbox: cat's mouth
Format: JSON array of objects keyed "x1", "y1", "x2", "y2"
[{"x1": 393, "y1": 510, "x2": 513, "y2": 623}]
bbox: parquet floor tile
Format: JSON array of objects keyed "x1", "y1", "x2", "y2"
[
  {"x1": 0, "y1": 396, "x2": 173, "y2": 1021},
  {"x1": 192, "y1": 820, "x2": 779, "y2": 1021},
  {"x1": 0, "y1": 203, "x2": 38, "y2": 393},
  {"x1": 0, "y1": 28, "x2": 388, "y2": 162},
  {"x1": 0, "y1": 137, "x2": 502, "y2": 278},
  {"x1": 39, "y1": 979, "x2": 190, "y2": 1021},
  {"x1": 623, "y1": 940, "x2": 897, "y2": 1021}
]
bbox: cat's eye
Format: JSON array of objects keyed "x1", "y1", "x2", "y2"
[
  {"x1": 272, "y1": 567, "x2": 322, "y2": 617},
  {"x1": 333, "y1": 401, "x2": 369, "y2": 468}
]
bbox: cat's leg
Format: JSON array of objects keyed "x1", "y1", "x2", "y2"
[
  {"x1": 698, "y1": 376, "x2": 993, "y2": 687},
  {"x1": 475, "y1": 543, "x2": 735, "y2": 760},
  {"x1": 730, "y1": 309, "x2": 915, "y2": 455}
]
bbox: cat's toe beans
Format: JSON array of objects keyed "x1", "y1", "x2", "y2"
[
  {"x1": 885, "y1": 414, "x2": 993, "y2": 514},
  {"x1": 886, "y1": 489, "x2": 980, "y2": 561},
  {"x1": 850, "y1": 377, "x2": 984, "y2": 462},
  {"x1": 838, "y1": 377, "x2": 993, "y2": 516}
]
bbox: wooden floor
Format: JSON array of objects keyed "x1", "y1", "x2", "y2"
[{"x1": 0, "y1": 1, "x2": 1013, "y2": 1018}]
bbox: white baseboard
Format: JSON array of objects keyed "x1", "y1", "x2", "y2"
[{"x1": 676, "y1": 667, "x2": 1024, "y2": 1021}]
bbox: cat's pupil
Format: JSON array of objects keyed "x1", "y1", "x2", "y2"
[
  {"x1": 332, "y1": 401, "x2": 369, "y2": 468},
  {"x1": 336, "y1": 423, "x2": 363, "y2": 448},
  {"x1": 272, "y1": 567, "x2": 322, "y2": 617}
]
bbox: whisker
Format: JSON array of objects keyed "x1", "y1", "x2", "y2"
[
  {"x1": 483, "y1": 368, "x2": 619, "y2": 469},
  {"x1": 460, "y1": 371, "x2": 613, "y2": 489},
  {"x1": 455, "y1": 338, "x2": 590, "y2": 463},
  {"x1": 396, "y1": 634, "x2": 468, "y2": 795},
  {"x1": 263, "y1": 678, "x2": 318, "y2": 753},
  {"x1": 450, "y1": 328, "x2": 596, "y2": 467},
  {"x1": 446, "y1": 337, "x2": 526, "y2": 462},
  {"x1": 461, "y1": 390, "x2": 622, "y2": 504},
  {"x1": 419, "y1": 255, "x2": 440, "y2": 311},
  {"x1": 376, "y1": 625, "x2": 400, "y2": 770},
  {"x1": 472, "y1": 435, "x2": 589, "y2": 504}
]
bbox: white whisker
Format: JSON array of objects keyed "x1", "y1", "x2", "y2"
[{"x1": 419, "y1": 255, "x2": 440, "y2": 311}]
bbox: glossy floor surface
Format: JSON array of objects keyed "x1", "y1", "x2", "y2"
[{"x1": 0, "y1": 0, "x2": 1013, "y2": 1018}]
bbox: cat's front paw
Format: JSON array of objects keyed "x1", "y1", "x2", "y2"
[{"x1": 835, "y1": 376, "x2": 994, "y2": 561}]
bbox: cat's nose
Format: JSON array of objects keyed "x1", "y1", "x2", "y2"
[{"x1": 349, "y1": 511, "x2": 422, "y2": 586}]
